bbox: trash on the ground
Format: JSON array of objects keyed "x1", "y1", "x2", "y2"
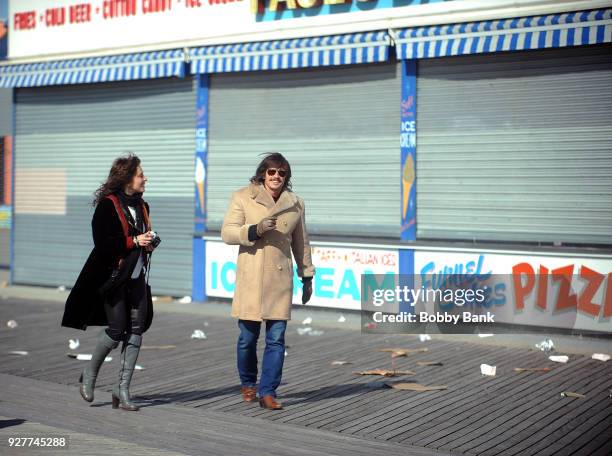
[
  {"x1": 592, "y1": 353, "x2": 610, "y2": 362},
  {"x1": 152, "y1": 295, "x2": 173, "y2": 304},
  {"x1": 561, "y1": 391, "x2": 585, "y2": 398},
  {"x1": 7, "y1": 320, "x2": 18, "y2": 329},
  {"x1": 297, "y1": 327, "x2": 312, "y2": 335},
  {"x1": 514, "y1": 367, "x2": 552, "y2": 373},
  {"x1": 354, "y1": 369, "x2": 415, "y2": 377},
  {"x1": 331, "y1": 361, "x2": 352, "y2": 366},
  {"x1": 337, "y1": 315, "x2": 346, "y2": 323},
  {"x1": 419, "y1": 334, "x2": 432, "y2": 342},
  {"x1": 135, "y1": 364, "x2": 145, "y2": 370},
  {"x1": 191, "y1": 330, "x2": 207, "y2": 339},
  {"x1": 69, "y1": 339, "x2": 80, "y2": 350},
  {"x1": 478, "y1": 334, "x2": 494, "y2": 338},
  {"x1": 302, "y1": 316, "x2": 313, "y2": 325},
  {"x1": 57, "y1": 285, "x2": 66, "y2": 292},
  {"x1": 284, "y1": 350, "x2": 288, "y2": 357},
  {"x1": 142, "y1": 345, "x2": 176, "y2": 350},
  {"x1": 417, "y1": 361, "x2": 443, "y2": 366},
  {"x1": 8, "y1": 351, "x2": 28, "y2": 356},
  {"x1": 549, "y1": 355, "x2": 569, "y2": 363},
  {"x1": 480, "y1": 364, "x2": 497, "y2": 376},
  {"x1": 535, "y1": 339, "x2": 555, "y2": 352},
  {"x1": 379, "y1": 348, "x2": 428, "y2": 357},
  {"x1": 67, "y1": 353, "x2": 112, "y2": 362},
  {"x1": 179, "y1": 296, "x2": 192, "y2": 304},
  {"x1": 385, "y1": 382, "x2": 448, "y2": 392},
  {"x1": 309, "y1": 330, "x2": 325, "y2": 336}
]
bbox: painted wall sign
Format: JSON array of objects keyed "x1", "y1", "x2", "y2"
[
  {"x1": 205, "y1": 240, "x2": 399, "y2": 310},
  {"x1": 415, "y1": 250, "x2": 612, "y2": 333}
]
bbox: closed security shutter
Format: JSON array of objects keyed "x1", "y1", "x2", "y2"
[
  {"x1": 14, "y1": 78, "x2": 195, "y2": 295},
  {"x1": 417, "y1": 44, "x2": 612, "y2": 246},
  {"x1": 208, "y1": 63, "x2": 400, "y2": 237}
]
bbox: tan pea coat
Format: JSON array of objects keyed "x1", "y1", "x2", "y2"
[{"x1": 221, "y1": 183, "x2": 315, "y2": 321}]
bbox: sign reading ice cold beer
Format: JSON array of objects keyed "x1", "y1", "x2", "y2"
[{"x1": 8, "y1": 0, "x2": 253, "y2": 58}]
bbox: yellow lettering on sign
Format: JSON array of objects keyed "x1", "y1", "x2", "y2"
[
  {"x1": 269, "y1": 0, "x2": 298, "y2": 11},
  {"x1": 324, "y1": 0, "x2": 351, "y2": 4}
]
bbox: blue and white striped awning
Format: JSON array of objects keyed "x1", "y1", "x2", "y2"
[
  {"x1": 0, "y1": 49, "x2": 186, "y2": 88},
  {"x1": 394, "y1": 8, "x2": 612, "y2": 59},
  {"x1": 190, "y1": 31, "x2": 390, "y2": 74}
]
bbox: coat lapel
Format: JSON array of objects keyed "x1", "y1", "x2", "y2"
[{"x1": 249, "y1": 183, "x2": 298, "y2": 216}]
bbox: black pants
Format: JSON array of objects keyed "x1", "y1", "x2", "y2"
[{"x1": 104, "y1": 273, "x2": 148, "y2": 342}]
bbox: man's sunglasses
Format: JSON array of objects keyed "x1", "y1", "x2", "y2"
[{"x1": 266, "y1": 168, "x2": 287, "y2": 178}]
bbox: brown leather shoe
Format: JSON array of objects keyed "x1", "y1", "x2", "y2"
[
  {"x1": 259, "y1": 395, "x2": 283, "y2": 410},
  {"x1": 241, "y1": 386, "x2": 257, "y2": 402}
]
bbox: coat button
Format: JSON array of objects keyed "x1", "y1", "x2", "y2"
[{"x1": 277, "y1": 265, "x2": 282, "y2": 270}]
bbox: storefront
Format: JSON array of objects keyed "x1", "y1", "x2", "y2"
[{"x1": 1, "y1": 0, "x2": 610, "y2": 332}]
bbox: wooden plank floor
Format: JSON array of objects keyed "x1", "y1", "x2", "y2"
[{"x1": 1, "y1": 297, "x2": 611, "y2": 456}]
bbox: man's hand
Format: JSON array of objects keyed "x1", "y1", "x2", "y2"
[
  {"x1": 257, "y1": 216, "x2": 277, "y2": 236},
  {"x1": 302, "y1": 278, "x2": 313, "y2": 305}
]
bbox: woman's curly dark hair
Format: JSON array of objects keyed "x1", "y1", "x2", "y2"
[
  {"x1": 93, "y1": 153, "x2": 141, "y2": 206},
  {"x1": 250, "y1": 152, "x2": 292, "y2": 192}
]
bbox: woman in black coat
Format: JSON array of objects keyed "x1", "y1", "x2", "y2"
[{"x1": 62, "y1": 154, "x2": 158, "y2": 411}]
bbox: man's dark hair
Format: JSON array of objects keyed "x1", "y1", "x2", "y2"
[{"x1": 250, "y1": 152, "x2": 292, "y2": 192}]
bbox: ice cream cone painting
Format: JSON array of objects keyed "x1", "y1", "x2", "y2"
[
  {"x1": 402, "y1": 154, "x2": 415, "y2": 220},
  {"x1": 196, "y1": 157, "x2": 206, "y2": 214}
]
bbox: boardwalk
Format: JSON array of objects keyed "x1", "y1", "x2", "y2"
[{"x1": 1, "y1": 297, "x2": 611, "y2": 456}]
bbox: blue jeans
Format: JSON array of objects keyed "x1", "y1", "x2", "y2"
[{"x1": 237, "y1": 319, "x2": 287, "y2": 398}]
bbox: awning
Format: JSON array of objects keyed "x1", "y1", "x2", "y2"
[
  {"x1": 0, "y1": 49, "x2": 186, "y2": 88},
  {"x1": 189, "y1": 31, "x2": 390, "y2": 74},
  {"x1": 394, "y1": 8, "x2": 612, "y2": 59}
]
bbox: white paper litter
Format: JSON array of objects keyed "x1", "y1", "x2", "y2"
[
  {"x1": 480, "y1": 364, "x2": 496, "y2": 376},
  {"x1": 74, "y1": 354, "x2": 112, "y2": 362},
  {"x1": 69, "y1": 339, "x2": 80, "y2": 350},
  {"x1": 419, "y1": 334, "x2": 431, "y2": 342},
  {"x1": 284, "y1": 350, "x2": 288, "y2": 357},
  {"x1": 535, "y1": 339, "x2": 555, "y2": 352},
  {"x1": 297, "y1": 327, "x2": 312, "y2": 335},
  {"x1": 478, "y1": 334, "x2": 494, "y2": 338},
  {"x1": 7, "y1": 320, "x2": 18, "y2": 329},
  {"x1": 8, "y1": 351, "x2": 28, "y2": 356},
  {"x1": 179, "y1": 296, "x2": 192, "y2": 304},
  {"x1": 135, "y1": 365, "x2": 145, "y2": 370},
  {"x1": 591, "y1": 353, "x2": 610, "y2": 362},
  {"x1": 302, "y1": 317, "x2": 313, "y2": 325},
  {"x1": 152, "y1": 296, "x2": 159, "y2": 302},
  {"x1": 337, "y1": 315, "x2": 346, "y2": 323},
  {"x1": 549, "y1": 355, "x2": 569, "y2": 363},
  {"x1": 191, "y1": 330, "x2": 207, "y2": 339}
]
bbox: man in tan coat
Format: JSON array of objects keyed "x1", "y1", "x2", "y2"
[{"x1": 222, "y1": 153, "x2": 315, "y2": 410}]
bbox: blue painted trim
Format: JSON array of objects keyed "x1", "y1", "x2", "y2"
[
  {"x1": 398, "y1": 249, "x2": 414, "y2": 314},
  {"x1": 400, "y1": 59, "x2": 416, "y2": 242},
  {"x1": 192, "y1": 74, "x2": 209, "y2": 302},
  {"x1": 9, "y1": 88, "x2": 14, "y2": 284},
  {"x1": 192, "y1": 238, "x2": 206, "y2": 302}
]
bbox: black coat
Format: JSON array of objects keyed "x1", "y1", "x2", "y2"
[{"x1": 61, "y1": 197, "x2": 153, "y2": 332}]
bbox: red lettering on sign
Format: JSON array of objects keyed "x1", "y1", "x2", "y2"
[
  {"x1": 70, "y1": 4, "x2": 92, "y2": 24},
  {"x1": 143, "y1": 0, "x2": 173, "y2": 14},
  {"x1": 512, "y1": 262, "x2": 535, "y2": 311},
  {"x1": 552, "y1": 265, "x2": 577, "y2": 312},
  {"x1": 604, "y1": 273, "x2": 612, "y2": 318},
  {"x1": 45, "y1": 7, "x2": 66, "y2": 27},
  {"x1": 536, "y1": 265, "x2": 548, "y2": 311},
  {"x1": 103, "y1": 0, "x2": 137, "y2": 19},
  {"x1": 578, "y1": 266, "x2": 604, "y2": 317},
  {"x1": 14, "y1": 11, "x2": 36, "y2": 30}
]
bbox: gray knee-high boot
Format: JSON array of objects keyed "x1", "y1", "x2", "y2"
[
  {"x1": 79, "y1": 330, "x2": 119, "y2": 402},
  {"x1": 112, "y1": 333, "x2": 142, "y2": 411}
]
